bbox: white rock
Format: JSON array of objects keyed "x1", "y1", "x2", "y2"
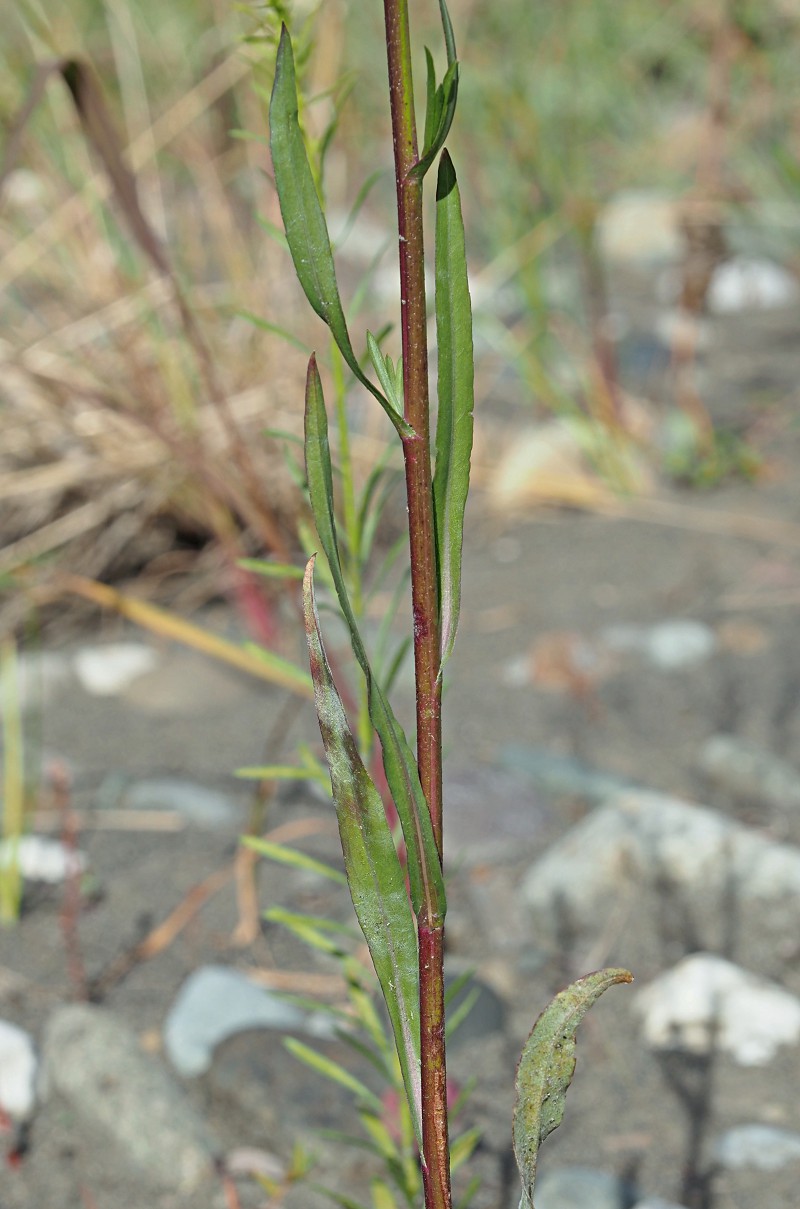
[
  {"x1": 603, "y1": 620, "x2": 716, "y2": 669},
  {"x1": 164, "y1": 965, "x2": 312, "y2": 1077},
  {"x1": 0, "y1": 1019, "x2": 37, "y2": 1119},
  {"x1": 713, "y1": 1123, "x2": 800, "y2": 1171},
  {"x1": 635, "y1": 954, "x2": 800, "y2": 1065},
  {"x1": 708, "y1": 257, "x2": 800, "y2": 314},
  {"x1": 597, "y1": 191, "x2": 683, "y2": 265},
  {"x1": 73, "y1": 643, "x2": 159, "y2": 696},
  {"x1": 2, "y1": 169, "x2": 47, "y2": 209},
  {"x1": 0, "y1": 836, "x2": 87, "y2": 884},
  {"x1": 522, "y1": 790, "x2": 800, "y2": 935}
]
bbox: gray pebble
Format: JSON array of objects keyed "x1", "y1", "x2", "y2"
[
  {"x1": 164, "y1": 964, "x2": 311, "y2": 1077},
  {"x1": 121, "y1": 777, "x2": 242, "y2": 829},
  {"x1": 41, "y1": 1003, "x2": 218, "y2": 1192},
  {"x1": 713, "y1": 1123, "x2": 800, "y2": 1172},
  {"x1": 698, "y1": 735, "x2": 800, "y2": 813},
  {"x1": 532, "y1": 1166, "x2": 629, "y2": 1209},
  {"x1": 522, "y1": 790, "x2": 800, "y2": 941}
]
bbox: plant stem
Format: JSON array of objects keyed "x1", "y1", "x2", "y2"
[{"x1": 383, "y1": 2, "x2": 450, "y2": 1207}]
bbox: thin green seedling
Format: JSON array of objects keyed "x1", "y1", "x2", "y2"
[
  {"x1": 0, "y1": 638, "x2": 25, "y2": 924},
  {"x1": 257, "y1": 3, "x2": 633, "y2": 1208}
]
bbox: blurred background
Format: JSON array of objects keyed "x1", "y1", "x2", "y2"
[
  {"x1": 3, "y1": 0, "x2": 800, "y2": 630},
  {"x1": 4, "y1": 6, "x2": 800, "y2": 1207}
]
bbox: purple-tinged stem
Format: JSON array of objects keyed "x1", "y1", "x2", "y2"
[{"x1": 382, "y1": 1, "x2": 450, "y2": 1207}]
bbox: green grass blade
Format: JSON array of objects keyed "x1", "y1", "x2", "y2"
[
  {"x1": 0, "y1": 639, "x2": 24, "y2": 924},
  {"x1": 235, "y1": 763, "x2": 318, "y2": 780},
  {"x1": 304, "y1": 360, "x2": 445, "y2": 927},
  {"x1": 450, "y1": 1127, "x2": 480, "y2": 1173},
  {"x1": 265, "y1": 906, "x2": 352, "y2": 956},
  {"x1": 242, "y1": 836, "x2": 347, "y2": 885},
  {"x1": 513, "y1": 968, "x2": 633, "y2": 1209},
  {"x1": 238, "y1": 559, "x2": 305, "y2": 580},
  {"x1": 303, "y1": 560, "x2": 423, "y2": 1147},
  {"x1": 269, "y1": 27, "x2": 409, "y2": 436},
  {"x1": 371, "y1": 1178, "x2": 399, "y2": 1209},
  {"x1": 433, "y1": 151, "x2": 474, "y2": 670},
  {"x1": 284, "y1": 1037, "x2": 385, "y2": 1117}
]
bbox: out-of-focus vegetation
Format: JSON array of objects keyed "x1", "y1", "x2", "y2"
[{"x1": 2, "y1": 0, "x2": 800, "y2": 627}]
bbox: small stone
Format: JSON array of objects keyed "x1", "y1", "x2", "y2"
[
  {"x1": 635, "y1": 954, "x2": 800, "y2": 1065},
  {"x1": 698, "y1": 735, "x2": 800, "y2": 813},
  {"x1": 602, "y1": 620, "x2": 716, "y2": 670},
  {"x1": 164, "y1": 965, "x2": 311, "y2": 1077},
  {"x1": 632, "y1": 1200, "x2": 689, "y2": 1209},
  {"x1": 0, "y1": 836, "x2": 88, "y2": 884},
  {"x1": 42, "y1": 1004, "x2": 217, "y2": 1191},
  {"x1": 707, "y1": 257, "x2": 800, "y2": 314},
  {"x1": 0, "y1": 1019, "x2": 37, "y2": 1120},
  {"x1": 73, "y1": 643, "x2": 159, "y2": 696},
  {"x1": 712, "y1": 1124, "x2": 800, "y2": 1171},
  {"x1": 487, "y1": 422, "x2": 614, "y2": 514},
  {"x1": 533, "y1": 1166, "x2": 629, "y2": 1209},
  {"x1": 521, "y1": 790, "x2": 800, "y2": 940},
  {"x1": 122, "y1": 778, "x2": 242, "y2": 829},
  {"x1": 597, "y1": 191, "x2": 683, "y2": 264},
  {"x1": 2, "y1": 168, "x2": 47, "y2": 209}
]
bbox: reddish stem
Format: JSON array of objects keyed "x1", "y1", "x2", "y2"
[{"x1": 383, "y1": 2, "x2": 450, "y2": 1207}]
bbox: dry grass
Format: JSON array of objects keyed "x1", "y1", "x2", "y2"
[{"x1": 0, "y1": 16, "x2": 317, "y2": 635}]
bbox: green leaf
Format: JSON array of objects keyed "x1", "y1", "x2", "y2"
[
  {"x1": 450, "y1": 1126, "x2": 480, "y2": 1173},
  {"x1": 265, "y1": 906, "x2": 355, "y2": 956},
  {"x1": 433, "y1": 151, "x2": 474, "y2": 670},
  {"x1": 303, "y1": 559, "x2": 423, "y2": 1148},
  {"x1": 411, "y1": 0, "x2": 459, "y2": 181},
  {"x1": 304, "y1": 359, "x2": 445, "y2": 928},
  {"x1": 242, "y1": 836, "x2": 347, "y2": 885},
  {"x1": 367, "y1": 331, "x2": 403, "y2": 416},
  {"x1": 422, "y1": 48, "x2": 442, "y2": 155},
  {"x1": 285, "y1": 1037, "x2": 385, "y2": 1116},
  {"x1": 238, "y1": 558, "x2": 305, "y2": 580},
  {"x1": 269, "y1": 26, "x2": 408, "y2": 435},
  {"x1": 237, "y1": 309, "x2": 310, "y2": 352},
  {"x1": 445, "y1": 986, "x2": 479, "y2": 1040},
  {"x1": 455, "y1": 1175, "x2": 482, "y2": 1209},
  {"x1": 513, "y1": 968, "x2": 633, "y2": 1209},
  {"x1": 371, "y1": 1178, "x2": 398, "y2": 1209},
  {"x1": 310, "y1": 1184, "x2": 369, "y2": 1209},
  {"x1": 333, "y1": 169, "x2": 386, "y2": 250},
  {"x1": 235, "y1": 763, "x2": 317, "y2": 780}
]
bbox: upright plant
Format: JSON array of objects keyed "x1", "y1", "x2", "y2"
[{"x1": 267, "y1": 4, "x2": 631, "y2": 1206}]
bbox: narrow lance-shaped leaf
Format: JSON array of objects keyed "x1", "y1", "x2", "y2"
[
  {"x1": 513, "y1": 968, "x2": 633, "y2": 1209},
  {"x1": 433, "y1": 151, "x2": 474, "y2": 670},
  {"x1": 367, "y1": 331, "x2": 403, "y2": 417},
  {"x1": 303, "y1": 558, "x2": 423, "y2": 1149},
  {"x1": 269, "y1": 26, "x2": 411, "y2": 437},
  {"x1": 304, "y1": 358, "x2": 445, "y2": 927},
  {"x1": 410, "y1": 0, "x2": 459, "y2": 180}
]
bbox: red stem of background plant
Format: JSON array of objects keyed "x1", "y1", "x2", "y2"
[{"x1": 382, "y1": 1, "x2": 450, "y2": 1207}]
